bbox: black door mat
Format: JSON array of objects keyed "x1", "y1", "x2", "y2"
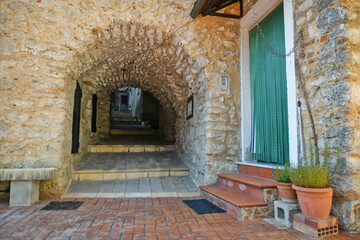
[
  {"x1": 183, "y1": 199, "x2": 226, "y2": 214},
  {"x1": 41, "y1": 201, "x2": 83, "y2": 210}
]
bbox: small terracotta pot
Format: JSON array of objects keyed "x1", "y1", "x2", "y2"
[
  {"x1": 292, "y1": 184, "x2": 333, "y2": 220},
  {"x1": 276, "y1": 182, "x2": 297, "y2": 203}
]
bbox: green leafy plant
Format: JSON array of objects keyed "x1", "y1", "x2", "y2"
[
  {"x1": 290, "y1": 140, "x2": 340, "y2": 188},
  {"x1": 274, "y1": 162, "x2": 292, "y2": 183}
]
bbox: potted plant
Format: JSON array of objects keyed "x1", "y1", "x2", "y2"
[
  {"x1": 290, "y1": 141, "x2": 339, "y2": 220},
  {"x1": 274, "y1": 162, "x2": 297, "y2": 203}
]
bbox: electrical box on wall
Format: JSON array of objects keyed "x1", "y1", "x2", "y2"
[{"x1": 219, "y1": 72, "x2": 230, "y2": 92}]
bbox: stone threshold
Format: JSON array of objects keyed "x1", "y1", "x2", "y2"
[
  {"x1": 88, "y1": 145, "x2": 175, "y2": 153},
  {"x1": 72, "y1": 168, "x2": 189, "y2": 181},
  {"x1": 237, "y1": 161, "x2": 285, "y2": 170},
  {"x1": 62, "y1": 192, "x2": 200, "y2": 198}
]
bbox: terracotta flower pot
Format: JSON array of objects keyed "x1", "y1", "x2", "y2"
[
  {"x1": 292, "y1": 184, "x2": 333, "y2": 220},
  {"x1": 276, "y1": 182, "x2": 297, "y2": 203}
]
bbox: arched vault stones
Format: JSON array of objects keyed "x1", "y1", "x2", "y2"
[{"x1": 68, "y1": 23, "x2": 195, "y2": 118}]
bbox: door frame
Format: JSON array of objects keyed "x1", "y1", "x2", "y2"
[{"x1": 240, "y1": 0, "x2": 298, "y2": 166}]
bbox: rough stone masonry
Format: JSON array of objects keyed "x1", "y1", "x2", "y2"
[
  {"x1": 0, "y1": 0, "x2": 241, "y2": 196},
  {"x1": 0, "y1": 0, "x2": 359, "y2": 232}
]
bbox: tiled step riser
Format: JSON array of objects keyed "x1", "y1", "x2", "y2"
[
  {"x1": 201, "y1": 191, "x2": 272, "y2": 220},
  {"x1": 72, "y1": 169, "x2": 189, "y2": 181},
  {"x1": 88, "y1": 145, "x2": 175, "y2": 153},
  {"x1": 218, "y1": 177, "x2": 275, "y2": 202},
  {"x1": 238, "y1": 164, "x2": 275, "y2": 180}
]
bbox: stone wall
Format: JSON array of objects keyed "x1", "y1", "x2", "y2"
[
  {"x1": 0, "y1": 1, "x2": 241, "y2": 194},
  {"x1": 293, "y1": 0, "x2": 360, "y2": 232},
  {"x1": 176, "y1": 16, "x2": 241, "y2": 185}
]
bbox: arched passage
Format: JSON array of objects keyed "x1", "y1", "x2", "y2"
[{"x1": 64, "y1": 22, "x2": 197, "y2": 169}]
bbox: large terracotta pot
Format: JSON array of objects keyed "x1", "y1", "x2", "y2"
[
  {"x1": 276, "y1": 182, "x2": 297, "y2": 203},
  {"x1": 292, "y1": 184, "x2": 333, "y2": 220}
]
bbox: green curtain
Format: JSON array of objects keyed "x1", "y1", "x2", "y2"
[{"x1": 249, "y1": 3, "x2": 289, "y2": 165}]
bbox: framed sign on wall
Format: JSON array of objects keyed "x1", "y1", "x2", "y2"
[{"x1": 187, "y1": 95, "x2": 194, "y2": 120}]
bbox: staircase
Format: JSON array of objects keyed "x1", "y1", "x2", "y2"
[
  {"x1": 68, "y1": 125, "x2": 200, "y2": 198},
  {"x1": 110, "y1": 112, "x2": 156, "y2": 135},
  {"x1": 73, "y1": 122, "x2": 184, "y2": 181},
  {"x1": 200, "y1": 164, "x2": 279, "y2": 220}
]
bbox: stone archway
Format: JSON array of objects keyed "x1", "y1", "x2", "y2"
[
  {"x1": 63, "y1": 22, "x2": 198, "y2": 177},
  {"x1": 0, "y1": 1, "x2": 241, "y2": 197}
]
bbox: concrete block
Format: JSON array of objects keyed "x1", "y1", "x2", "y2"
[
  {"x1": 9, "y1": 181, "x2": 39, "y2": 206},
  {"x1": 274, "y1": 200, "x2": 301, "y2": 227}
]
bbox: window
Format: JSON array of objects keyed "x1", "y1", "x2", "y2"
[
  {"x1": 71, "y1": 82, "x2": 82, "y2": 154},
  {"x1": 91, "y1": 94, "x2": 97, "y2": 133}
]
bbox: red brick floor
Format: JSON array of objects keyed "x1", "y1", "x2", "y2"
[{"x1": 0, "y1": 197, "x2": 359, "y2": 240}]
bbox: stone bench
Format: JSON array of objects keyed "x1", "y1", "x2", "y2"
[{"x1": 0, "y1": 168, "x2": 56, "y2": 206}]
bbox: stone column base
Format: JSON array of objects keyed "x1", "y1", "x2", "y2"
[{"x1": 9, "y1": 180, "x2": 40, "y2": 206}]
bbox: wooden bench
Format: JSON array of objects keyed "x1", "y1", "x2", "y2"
[{"x1": 0, "y1": 168, "x2": 56, "y2": 206}]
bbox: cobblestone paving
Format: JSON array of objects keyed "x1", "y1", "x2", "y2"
[
  {"x1": 1, "y1": 198, "x2": 359, "y2": 240},
  {"x1": 76, "y1": 152, "x2": 186, "y2": 171}
]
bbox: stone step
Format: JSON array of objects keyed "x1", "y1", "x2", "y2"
[
  {"x1": 200, "y1": 186, "x2": 271, "y2": 220},
  {"x1": 72, "y1": 167, "x2": 190, "y2": 181},
  {"x1": 88, "y1": 144, "x2": 174, "y2": 153},
  {"x1": 65, "y1": 177, "x2": 200, "y2": 198},
  {"x1": 200, "y1": 185, "x2": 267, "y2": 207},
  {"x1": 217, "y1": 173, "x2": 276, "y2": 201},
  {"x1": 111, "y1": 116, "x2": 137, "y2": 122},
  {"x1": 110, "y1": 129, "x2": 155, "y2": 135},
  {"x1": 111, "y1": 121, "x2": 143, "y2": 125}
]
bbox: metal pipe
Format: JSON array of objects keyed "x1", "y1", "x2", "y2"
[
  {"x1": 298, "y1": 101, "x2": 304, "y2": 166},
  {"x1": 190, "y1": 0, "x2": 208, "y2": 18}
]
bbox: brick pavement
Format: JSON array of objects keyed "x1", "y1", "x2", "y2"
[{"x1": 0, "y1": 197, "x2": 359, "y2": 240}]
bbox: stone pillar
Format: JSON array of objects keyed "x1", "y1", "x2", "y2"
[{"x1": 9, "y1": 181, "x2": 40, "y2": 206}]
